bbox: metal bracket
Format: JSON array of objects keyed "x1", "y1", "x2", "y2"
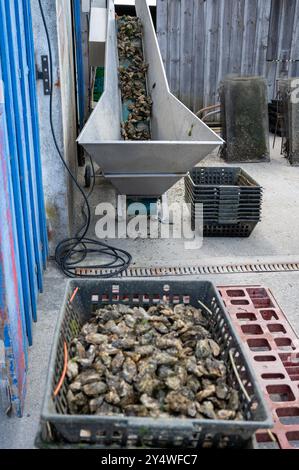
[
  {"x1": 0, "y1": 340, "x2": 12, "y2": 416},
  {"x1": 36, "y1": 55, "x2": 51, "y2": 96}
]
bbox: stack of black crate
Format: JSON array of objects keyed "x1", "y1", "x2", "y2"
[{"x1": 185, "y1": 167, "x2": 263, "y2": 237}]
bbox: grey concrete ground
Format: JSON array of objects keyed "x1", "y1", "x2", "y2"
[
  {"x1": 76, "y1": 136, "x2": 299, "y2": 266},
  {"x1": 1, "y1": 136, "x2": 299, "y2": 449}
]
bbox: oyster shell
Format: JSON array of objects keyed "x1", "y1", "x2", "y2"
[
  {"x1": 118, "y1": 380, "x2": 136, "y2": 407},
  {"x1": 195, "y1": 339, "x2": 212, "y2": 360},
  {"x1": 77, "y1": 369, "x2": 101, "y2": 385},
  {"x1": 155, "y1": 352, "x2": 178, "y2": 366},
  {"x1": 165, "y1": 392, "x2": 192, "y2": 415},
  {"x1": 81, "y1": 323, "x2": 97, "y2": 336},
  {"x1": 217, "y1": 409, "x2": 236, "y2": 420},
  {"x1": 105, "y1": 387, "x2": 121, "y2": 405},
  {"x1": 152, "y1": 322, "x2": 169, "y2": 334},
  {"x1": 113, "y1": 337, "x2": 136, "y2": 350},
  {"x1": 216, "y1": 381, "x2": 229, "y2": 400},
  {"x1": 186, "y1": 358, "x2": 208, "y2": 378},
  {"x1": 85, "y1": 333, "x2": 107, "y2": 345},
  {"x1": 197, "y1": 401, "x2": 216, "y2": 419},
  {"x1": 135, "y1": 345, "x2": 154, "y2": 357},
  {"x1": 140, "y1": 394, "x2": 159, "y2": 411},
  {"x1": 135, "y1": 373, "x2": 160, "y2": 395},
  {"x1": 111, "y1": 351, "x2": 125, "y2": 373},
  {"x1": 204, "y1": 357, "x2": 226, "y2": 379},
  {"x1": 124, "y1": 405, "x2": 149, "y2": 417},
  {"x1": 228, "y1": 389, "x2": 240, "y2": 411},
  {"x1": 74, "y1": 340, "x2": 86, "y2": 359},
  {"x1": 69, "y1": 381, "x2": 82, "y2": 393},
  {"x1": 67, "y1": 360, "x2": 79, "y2": 380},
  {"x1": 165, "y1": 376, "x2": 182, "y2": 391},
  {"x1": 83, "y1": 382, "x2": 107, "y2": 397},
  {"x1": 196, "y1": 385, "x2": 216, "y2": 402},
  {"x1": 89, "y1": 396, "x2": 104, "y2": 413},
  {"x1": 122, "y1": 357, "x2": 137, "y2": 384},
  {"x1": 124, "y1": 314, "x2": 136, "y2": 328},
  {"x1": 186, "y1": 376, "x2": 201, "y2": 393},
  {"x1": 157, "y1": 365, "x2": 173, "y2": 379}
]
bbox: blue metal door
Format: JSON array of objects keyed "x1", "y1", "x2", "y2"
[{"x1": 0, "y1": 0, "x2": 47, "y2": 416}]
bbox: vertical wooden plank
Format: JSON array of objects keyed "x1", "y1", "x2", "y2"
[
  {"x1": 203, "y1": 0, "x2": 211, "y2": 108},
  {"x1": 229, "y1": 0, "x2": 246, "y2": 74},
  {"x1": 266, "y1": 0, "x2": 281, "y2": 61},
  {"x1": 242, "y1": 0, "x2": 258, "y2": 75},
  {"x1": 270, "y1": 0, "x2": 297, "y2": 91},
  {"x1": 205, "y1": 0, "x2": 221, "y2": 107},
  {"x1": 280, "y1": 0, "x2": 296, "y2": 57},
  {"x1": 269, "y1": 0, "x2": 288, "y2": 99},
  {"x1": 290, "y1": 0, "x2": 299, "y2": 76},
  {"x1": 219, "y1": 0, "x2": 234, "y2": 81},
  {"x1": 156, "y1": 0, "x2": 168, "y2": 75},
  {"x1": 216, "y1": 0, "x2": 224, "y2": 89},
  {"x1": 267, "y1": 0, "x2": 287, "y2": 99},
  {"x1": 179, "y1": 0, "x2": 194, "y2": 108},
  {"x1": 254, "y1": 0, "x2": 272, "y2": 98},
  {"x1": 192, "y1": 0, "x2": 206, "y2": 112},
  {"x1": 168, "y1": 0, "x2": 181, "y2": 97},
  {"x1": 255, "y1": 0, "x2": 271, "y2": 75},
  {"x1": 273, "y1": 0, "x2": 296, "y2": 91}
]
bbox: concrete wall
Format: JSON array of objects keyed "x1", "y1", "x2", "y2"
[{"x1": 31, "y1": 0, "x2": 77, "y2": 255}]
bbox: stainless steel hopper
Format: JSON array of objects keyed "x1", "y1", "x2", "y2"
[{"x1": 78, "y1": 0, "x2": 224, "y2": 197}]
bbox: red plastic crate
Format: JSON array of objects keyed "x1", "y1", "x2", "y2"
[{"x1": 218, "y1": 285, "x2": 299, "y2": 450}]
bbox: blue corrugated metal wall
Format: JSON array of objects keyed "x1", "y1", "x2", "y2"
[{"x1": 0, "y1": 0, "x2": 47, "y2": 416}]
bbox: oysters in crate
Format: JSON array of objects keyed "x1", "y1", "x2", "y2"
[{"x1": 65, "y1": 303, "x2": 243, "y2": 420}]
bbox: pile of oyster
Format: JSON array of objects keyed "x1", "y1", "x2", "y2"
[
  {"x1": 66, "y1": 303, "x2": 243, "y2": 421},
  {"x1": 117, "y1": 15, "x2": 152, "y2": 140}
]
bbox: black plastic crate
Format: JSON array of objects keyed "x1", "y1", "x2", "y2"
[
  {"x1": 185, "y1": 167, "x2": 262, "y2": 237},
  {"x1": 186, "y1": 190, "x2": 262, "y2": 205},
  {"x1": 201, "y1": 222, "x2": 259, "y2": 237},
  {"x1": 188, "y1": 167, "x2": 261, "y2": 187},
  {"x1": 190, "y1": 215, "x2": 259, "y2": 234},
  {"x1": 37, "y1": 279, "x2": 272, "y2": 449},
  {"x1": 185, "y1": 185, "x2": 262, "y2": 207},
  {"x1": 185, "y1": 186, "x2": 263, "y2": 209},
  {"x1": 185, "y1": 179, "x2": 262, "y2": 194}
]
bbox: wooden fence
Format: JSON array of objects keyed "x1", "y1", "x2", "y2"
[{"x1": 157, "y1": 0, "x2": 299, "y2": 112}]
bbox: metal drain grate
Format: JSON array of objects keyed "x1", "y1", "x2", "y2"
[{"x1": 75, "y1": 261, "x2": 299, "y2": 277}]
